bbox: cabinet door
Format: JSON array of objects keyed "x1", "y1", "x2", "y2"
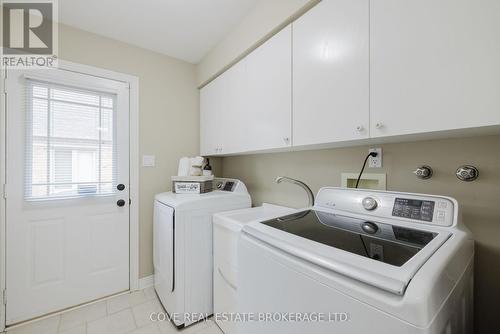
[
  {"x1": 371, "y1": 0, "x2": 500, "y2": 137},
  {"x1": 293, "y1": 0, "x2": 369, "y2": 147},
  {"x1": 244, "y1": 25, "x2": 292, "y2": 151},
  {"x1": 218, "y1": 59, "x2": 249, "y2": 155},
  {"x1": 200, "y1": 77, "x2": 223, "y2": 156}
]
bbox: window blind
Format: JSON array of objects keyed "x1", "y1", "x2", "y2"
[{"x1": 25, "y1": 79, "x2": 117, "y2": 199}]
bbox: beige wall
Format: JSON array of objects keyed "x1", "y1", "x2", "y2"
[
  {"x1": 59, "y1": 24, "x2": 205, "y2": 278},
  {"x1": 221, "y1": 135, "x2": 500, "y2": 334},
  {"x1": 196, "y1": 0, "x2": 319, "y2": 86}
]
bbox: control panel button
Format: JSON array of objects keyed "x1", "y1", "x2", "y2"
[
  {"x1": 361, "y1": 222, "x2": 379, "y2": 234},
  {"x1": 437, "y1": 210, "x2": 446, "y2": 221},
  {"x1": 438, "y1": 202, "x2": 448, "y2": 209},
  {"x1": 362, "y1": 197, "x2": 378, "y2": 211}
]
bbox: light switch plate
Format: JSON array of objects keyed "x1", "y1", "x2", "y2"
[
  {"x1": 369, "y1": 148, "x2": 382, "y2": 168},
  {"x1": 142, "y1": 155, "x2": 155, "y2": 167}
]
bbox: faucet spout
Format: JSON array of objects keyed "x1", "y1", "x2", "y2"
[{"x1": 275, "y1": 176, "x2": 314, "y2": 207}]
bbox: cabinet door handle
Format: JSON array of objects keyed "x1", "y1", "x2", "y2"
[
  {"x1": 356, "y1": 125, "x2": 364, "y2": 132},
  {"x1": 375, "y1": 122, "x2": 384, "y2": 129},
  {"x1": 283, "y1": 137, "x2": 290, "y2": 145}
]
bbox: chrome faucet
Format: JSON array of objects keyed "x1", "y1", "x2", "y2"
[{"x1": 275, "y1": 176, "x2": 314, "y2": 207}]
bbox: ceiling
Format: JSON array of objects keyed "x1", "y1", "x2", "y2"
[{"x1": 59, "y1": 0, "x2": 259, "y2": 64}]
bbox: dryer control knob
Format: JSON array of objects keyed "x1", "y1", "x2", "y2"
[{"x1": 362, "y1": 197, "x2": 378, "y2": 211}]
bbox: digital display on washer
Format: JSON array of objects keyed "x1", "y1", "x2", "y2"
[{"x1": 392, "y1": 198, "x2": 435, "y2": 222}]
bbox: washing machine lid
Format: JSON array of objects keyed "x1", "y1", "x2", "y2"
[
  {"x1": 213, "y1": 203, "x2": 296, "y2": 232},
  {"x1": 243, "y1": 209, "x2": 452, "y2": 295}
]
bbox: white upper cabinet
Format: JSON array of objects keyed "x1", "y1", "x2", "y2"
[
  {"x1": 200, "y1": 76, "x2": 223, "y2": 156},
  {"x1": 244, "y1": 25, "x2": 292, "y2": 151},
  {"x1": 217, "y1": 59, "x2": 249, "y2": 155},
  {"x1": 201, "y1": 0, "x2": 500, "y2": 156},
  {"x1": 292, "y1": 0, "x2": 370, "y2": 147},
  {"x1": 370, "y1": 0, "x2": 500, "y2": 138},
  {"x1": 200, "y1": 25, "x2": 292, "y2": 155},
  {"x1": 200, "y1": 57, "x2": 248, "y2": 156}
]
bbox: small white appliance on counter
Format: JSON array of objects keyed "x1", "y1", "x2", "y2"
[
  {"x1": 213, "y1": 204, "x2": 296, "y2": 334},
  {"x1": 153, "y1": 178, "x2": 251, "y2": 328},
  {"x1": 238, "y1": 188, "x2": 474, "y2": 334}
]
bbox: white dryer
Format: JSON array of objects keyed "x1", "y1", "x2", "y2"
[
  {"x1": 153, "y1": 178, "x2": 251, "y2": 328},
  {"x1": 238, "y1": 188, "x2": 474, "y2": 334}
]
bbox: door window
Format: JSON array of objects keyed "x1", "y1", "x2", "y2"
[{"x1": 25, "y1": 80, "x2": 117, "y2": 199}]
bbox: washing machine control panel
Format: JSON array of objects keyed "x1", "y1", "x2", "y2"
[
  {"x1": 316, "y1": 188, "x2": 456, "y2": 227},
  {"x1": 392, "y1": 198, "x2": 435, "y2": 222}
]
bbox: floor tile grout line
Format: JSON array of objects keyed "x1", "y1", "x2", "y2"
[{"x1": 11, "y1": 289, "x2": 157, "y2": 334}]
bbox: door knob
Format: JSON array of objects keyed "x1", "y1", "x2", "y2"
[
  {"x1": 117, "y1": 199, "x2": 126, "y2": 207},
  {"x1": 117, "y1": 184, "x2": 125, "y2": 191}
]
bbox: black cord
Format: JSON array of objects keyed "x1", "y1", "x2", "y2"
[{"x1": 355, "y1": 152, "x2": 378, "y2": 188}]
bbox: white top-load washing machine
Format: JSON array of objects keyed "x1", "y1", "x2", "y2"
[
  {"x1": 238, "y1": 188, "x2": 474, "y2": 334},
  {"x1": 153, "y1": 178, "x2": 251, "y2": 328},
  {"x1": 213, "y1": 204, "x2": 297, "y2": 334}
]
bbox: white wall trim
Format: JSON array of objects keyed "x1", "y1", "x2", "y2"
[
  {"x1": 138, "y1": 275, "x2": 155, "y2": 290},
  {"x1": 0, "y1": 60, "x2": 140, "y2": 330},
  {"x1": 1, "y1": 67, "x2": 7, "y2": 333}
]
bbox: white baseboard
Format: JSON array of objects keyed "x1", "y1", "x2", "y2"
[{"x1": 138, "y1": 275, "x2": 154, "y2": 290}]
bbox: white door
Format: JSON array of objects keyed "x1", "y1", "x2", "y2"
[
  {"x1": 5, "y1": 67, "x2": 130, "y2": 325},
  {"x1": 292, "y1": 0, "x2": 369, "y2": 147},
  {"x1": 370, "y1": 0, "x2": 500, "y2": 137}
]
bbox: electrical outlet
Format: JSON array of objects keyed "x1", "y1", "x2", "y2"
[{"x1": 369, "y1": 148, "x2": 382, "y2": 168}]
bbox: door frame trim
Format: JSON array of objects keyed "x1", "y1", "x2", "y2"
[{"x1": 0, "y1": 60, "x2": 140, "y2": 330}]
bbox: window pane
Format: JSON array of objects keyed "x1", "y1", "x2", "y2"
[
  {"x1": 102, "y1": 96, "x2": 113, "y2": 108},
  {"x1": 53, "y1": 149, "x2": 72, "y2": 191},
  {"x1": 31, "y1": 144, "x2": 48, "y2": 184},
  {"x1": 33, "y1": 85, "x2": 48, "y2": 98},
  {"x1": 51, "y1": 101, "x2": 100, "y2": 140},
  {"x1": 32, "y1": 98, "x2": 48, "y2": 137},
  {"x1": 50, "y1": 87, "x2": 100, "y2": 106},
  {"x1": 26, "y1": 80, "x2": 117, "y2": 200},
  {"x1": 100, "y1": 108, "x2": 114, "y2": 141}
]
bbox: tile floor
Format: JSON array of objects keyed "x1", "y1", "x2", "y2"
[{"x1": 5, "y1": 287, "x2": 223, "y2": 334}]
